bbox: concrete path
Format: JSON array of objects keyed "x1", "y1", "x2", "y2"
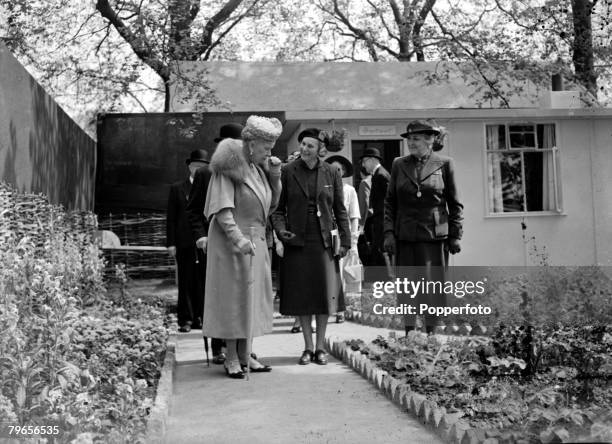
[{"x1": 164, "y1": 317, "x2": 443, "y2": 444}]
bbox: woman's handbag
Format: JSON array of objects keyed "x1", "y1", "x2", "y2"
[{"x1": 343, "y1": 248, "x2": 363, "y2": 293}]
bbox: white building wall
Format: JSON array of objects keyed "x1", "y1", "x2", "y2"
[{"x1": 284, "y1": 116, "x2": 610, "y2": 266}]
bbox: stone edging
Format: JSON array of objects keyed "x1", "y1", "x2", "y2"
[
  {"x1": 325, "y1": 336, "x2": 496, "y2": 444},
  {"x1": 344, "y1": 308, "x2": 490, "y2": 336},
  {"x1": 145, "y1": 339, "x2": 176, "y2": 444}
]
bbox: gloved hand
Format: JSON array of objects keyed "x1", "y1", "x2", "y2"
[
  {"x1": 447, "y1": 238, "x2": 461, "y2": 254},
  {"x1": 277, "y1": 230, "x2": 296, "y2": 243},
  {"x1": 268, "y1": 156, "x2": 282, "y2": 175},
  {"x1": 275, "y1": 240, "x2": 284, "y2": 258},
  {"x1": 383, "y1": 232, "x2": 396, "y2": 255},
  {"x1": 237, "y1": 238, "x2": 256, "y2": 256},
  {"x1": 195, "y1": 237, "x2": 207, "y2": 253},
  {"x1": 167, "y1": 246, "x2": 176, "y2": 258}
]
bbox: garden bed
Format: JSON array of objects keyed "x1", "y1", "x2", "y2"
[
  {"x1": 331, "y1": 324, "x2": 612, "y2": 444},
  {"x1": 0, "y1": 183, "x2": 171, "y2": 443}
]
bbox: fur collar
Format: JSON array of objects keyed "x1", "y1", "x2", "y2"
[{"x1": 209, "y1": 139, "x2": 249, "y2": 184}]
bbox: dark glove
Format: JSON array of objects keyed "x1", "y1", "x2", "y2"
[
  {"x1": 447, "y1": 238, "x2": 461, "y2": 254},
  {"x1": 383, "y1": 232, "x2": 396, "y2": 255},
  {"x1": 338, "y1": 246, "x2": 349, "y2": 258},
  {"x1": 278, "y1": 230, "x2": 296, "y2": 243}
]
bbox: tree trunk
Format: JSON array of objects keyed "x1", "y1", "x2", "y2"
[
  {"x1": 164, "y1": 82, "x2": 169, "y2": 112},
  {"x1": 571, "y1": 0, "x2": 597, "y2": 98}
]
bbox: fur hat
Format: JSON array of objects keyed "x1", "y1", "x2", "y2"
[{"x1": 241, "y1": 115, "x2": 283, "y2": 142}]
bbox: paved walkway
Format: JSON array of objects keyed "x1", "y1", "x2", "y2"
[{"x1": 165, "y1": 316, "x2": 443, "y2": 444}]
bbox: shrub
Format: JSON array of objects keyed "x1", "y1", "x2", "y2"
[{"x1": 0, "y1": 183, "x2": 168, "y2": 442}]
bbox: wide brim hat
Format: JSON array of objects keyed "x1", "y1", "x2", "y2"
[
  {"x1": 325, "y1": 155, "x2": 354, "y2": 178},
  {"x1": 241, "y1": 115, "x2": 283, "y2": 142},
  {"x1": 214, "y1": 123, "x2": 244, "y2": 143},
  {"x1": 185, "y1": 149, "x2": 210, "y2": 164},
  {"x1": 298, "y1": 128, "x2": 329, "y2": 147},
  {"x1": 359, "y1": 147, "x2": 383, "y2": 161},
  {"x1": 400, "y1": 119, "x2": 441, "y2": 138}
]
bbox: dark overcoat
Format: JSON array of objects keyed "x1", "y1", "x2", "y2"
[
  {"x1": 167, "y1": 180, "x2": 197, "y2": 248},
  {"x1": 367, "y1": 165, "x2": 390, "y2": 250}
]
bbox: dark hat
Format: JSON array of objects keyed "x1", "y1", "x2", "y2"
[
  {"x1": 298, "y1": 128, "x2": 329, "y2": 147},
  {"x1": 185, "y1": 149, "x2": 210, "y2": 164},
  {"x1": 400, "y1": 119, "x2": 441, "y2": 138},
  {"x1": 325, "y1": 155, "x2": 354, "y2": 178},
  {"x1": 214, "y1": 123, "x2": 244, "y2": 143},
  {"x1": 359, "y1": 147, "x2": 383, "y2": 161}
]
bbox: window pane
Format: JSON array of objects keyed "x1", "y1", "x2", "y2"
[
  {"x1": 537, "y1": 124, "x2": 556, "y2": 148},
  {"x1": 525, "y1": 151, "x2": 556, "y2": 211},
  {"x1": 486, "y1": 125, "x2": 506, "y2": 150},
  {"x1": 509, "y1": 132, "x2": 536, "y2": 148},
  {"x1": 488, "y1": 152, "x2": 524, "y2": 212},
  {"x1": 509, "y1": 125, "x2": 534, "y2": 132}
]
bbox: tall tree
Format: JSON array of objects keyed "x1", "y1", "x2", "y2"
[{"x1": 93, "y1": 0, "x2": 272, "y2": 111}]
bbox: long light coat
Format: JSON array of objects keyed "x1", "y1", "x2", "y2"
[{"x1": 202, "y1": 141, "x2": 281, "y2": 339}]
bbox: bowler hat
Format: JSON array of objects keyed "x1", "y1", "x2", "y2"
[
  {"x1": 325, "y1": 155, "x2": 354, "y2": 178},
  {"x1": 359, "y1": 147, "x2": 383, "y2": 161},
  {"x1": 214, "y1": 123, "x2": 244, "y2": 143},
  {"x1": 185, "y1": 149, "x2": 210, "y2": 164},
  {"x1": 400, "y1": 119, "x2": 441, "y2": 138},
  {"x1": 298, "y1": 128, "x2": 329, "y2": 147}
]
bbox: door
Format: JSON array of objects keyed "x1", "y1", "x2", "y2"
[{"x1": 351, "y1": 139, "x2": 401, "y2": 189}]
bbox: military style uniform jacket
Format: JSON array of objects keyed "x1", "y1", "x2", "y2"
[
  {"x1": 271, "y1": 159, "x2": 351, "y2": 249},
  {"x1": 384, "y1": 152, "x2": 463, "y2": 241}
]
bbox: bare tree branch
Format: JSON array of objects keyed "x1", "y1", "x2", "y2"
[{"x1": 95, "y1": 0, "x2": 169, "y2": 79}]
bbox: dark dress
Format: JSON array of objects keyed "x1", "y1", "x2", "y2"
[{"x1": 279, "y1": 161, "x2": 344, "y2": 315}]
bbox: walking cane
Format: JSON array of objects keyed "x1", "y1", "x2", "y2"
[
  {"x1": 203, "y1": 337, "x2": 210, "y2": 367},
  {"x1": 245, "y1": 227, "x2": 256, "y2": 381}
]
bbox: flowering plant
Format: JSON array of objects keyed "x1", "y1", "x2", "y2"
[{"x1": 326, "y1": 128, "x2": 346, "y2": 152}]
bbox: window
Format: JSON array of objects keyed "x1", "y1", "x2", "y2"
[{"x1": 486, "y1": 123, "x2": 561, "y2": 214}]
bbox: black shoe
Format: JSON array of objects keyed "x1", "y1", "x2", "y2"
[
  {"x1": 298, "y1": 350, "x2": 314, "y2": 365},
  {"x1": 314, "y1": 349, "x2": 328, "y2": 365},
  {"x1": 212, "y1": 352, "x2": 226, "y2": 365},
  {"x1": 179, "y1": 323, "x2": 192, "y2": 333},
  {"x1": 290, "y1": 326, "x2": 301, "y2": 333},
  {"x1": 240, "y1": 357, "x2": 272, "y2": 373},
  {"x1": 224, "y1": 361, "x2": 245, "y2": 379}
]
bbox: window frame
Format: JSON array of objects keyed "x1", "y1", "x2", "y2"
[{"x1": 483, "y1": 121, "x2": 563, "y2": 217}]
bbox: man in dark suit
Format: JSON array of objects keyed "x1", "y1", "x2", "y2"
[
  {"x1": 361, "y1": 147, "x2": 390, "y2": 268},
  {"x1": 185, "y1": 123, "x2": 243, "y2": 363},
  {"x1": 167, "y1": 149, "x2": 210, "y2": 333}
]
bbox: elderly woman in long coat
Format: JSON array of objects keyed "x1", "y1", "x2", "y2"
[{"x1": 203, "y1": 115, "x2": 283, "y2": 379}]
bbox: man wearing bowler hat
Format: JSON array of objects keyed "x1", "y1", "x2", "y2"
[
  {"x1": 167, "y1": 149, "x2": 210, "y2": 333},
  {"x1": 384, "y1": 119, "x2": 463, "y2": 334},
  {"x1": 186, "y1": 123, "x2": 243, "y2": 363},
  {"x1": 360, "y1": 147, "x2": 390, "y2": 268}
]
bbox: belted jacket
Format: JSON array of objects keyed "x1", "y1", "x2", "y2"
[{"x1": 384, "y1": 152, "x2": 463, "y2": 242}]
